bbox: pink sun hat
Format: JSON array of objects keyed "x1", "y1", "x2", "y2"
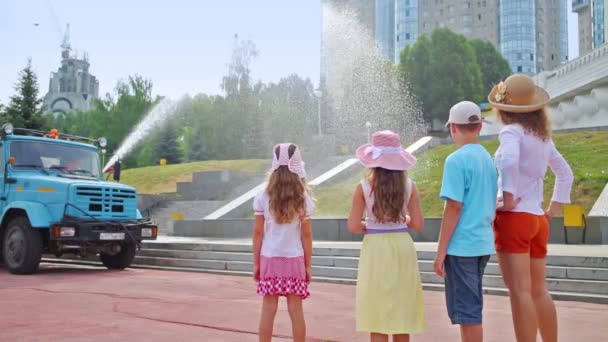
[{"x1": 356, "y1": 130, "x2": 417, "y2": 171}]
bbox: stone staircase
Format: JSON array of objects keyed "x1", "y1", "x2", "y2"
[
  {"x1": 149, "y1": 156, "x2": 352, "y2": 233},
  {"x1": 151, "y1": 200, "x2": 226, "y2": 235},
  {"x1": 132, "y1": 240, "x2": 608, "y2": 304}
]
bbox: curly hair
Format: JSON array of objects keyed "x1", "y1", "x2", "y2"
[
  {"x1": 266, "y1": 144, "x2": 308, "y2": 224},
  {"x1": 496, "y1": 108, "x2": 551, "y2": 140},
  {"x1": 368, "y1": 168, "x2": 408, "y2": 224}
]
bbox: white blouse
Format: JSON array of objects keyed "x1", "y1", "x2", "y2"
[
  {"x1": 253, "y1": 191, "x2": 315, "y2": 258},
  {"x1": 495, "y1": 124, "x2": 573, "y2": 215}
]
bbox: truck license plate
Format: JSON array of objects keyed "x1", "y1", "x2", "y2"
[{"x1": 100, "y1": 233, "x2": 125, "y2": 240}]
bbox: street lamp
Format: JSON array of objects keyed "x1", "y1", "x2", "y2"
[
  {"x1": 365, "y1": 121, "x2": 372, "y2": 143},
  {"x1": 314, "y1": 88, "x2": 323, "y2": 136}
]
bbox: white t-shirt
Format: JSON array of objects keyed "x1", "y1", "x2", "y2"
[{"x1": 253, "y1": 191, "x2": 315, "y2": 258}]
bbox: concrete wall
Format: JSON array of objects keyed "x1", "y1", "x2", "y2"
[
  {"x1": 138, "y1": 194, "x2": 175, "y2": 215},
  {"x1": 177, "y1": 170, "x2": 251, "y2": 201},
  {"x1": 172, "y1": 216, "x2": 604, "y2": 244}
]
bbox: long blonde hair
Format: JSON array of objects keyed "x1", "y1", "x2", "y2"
[
  {"x1": 266, "y1": 144, "x2": 308, "y2": 224},
  {"x1": 497, "y1": 108, "x2": 552, "y2": 140},
  {"x1": 368, "y1": 168, "x2": 408, "y2": 224}
]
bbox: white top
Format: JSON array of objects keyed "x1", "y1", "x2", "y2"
[
  {"x1": 361, "y1": 178, "x2": 412, "y2": 230},
  {"x1": 253, "y1": 191, "x2": 315, "y2": 258},
  {"x1": 494, "y1": 124, "x2": 573, "y2": 215}
]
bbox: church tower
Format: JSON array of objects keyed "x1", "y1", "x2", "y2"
[{"x1": 44, "y1": 24, "x2": 100, "y2": 114}]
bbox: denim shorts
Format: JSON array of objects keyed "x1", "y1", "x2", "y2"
[{"x1": 444, "y1": 254, "x2": 490, "y2": 325}]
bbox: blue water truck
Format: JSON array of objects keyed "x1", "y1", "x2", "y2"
[{"x1": 0, "y1": 123, "x2": 157, "y2": 274}]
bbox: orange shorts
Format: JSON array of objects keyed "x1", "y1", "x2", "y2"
[{"x1": 493, "y1": 211, "x2": 550, "y2": 258}]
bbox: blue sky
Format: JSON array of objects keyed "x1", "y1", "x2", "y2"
[{"x1": 0, "y1": 1, "x2": 578, "y2": 104}]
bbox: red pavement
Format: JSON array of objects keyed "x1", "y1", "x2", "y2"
[{"x1": 1, "y1": 263, "x2": 607, "y2": 342}]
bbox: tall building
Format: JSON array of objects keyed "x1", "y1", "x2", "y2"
[
  {"x1": 375, "y1": 0, "x2": 396, "y2": 60},
  {"x1": 574, "y1": 0, "x2": 608, "y2": 55},
  {"x1": 394, "y1": 0, "x2": 419, "y2": 61},
  {"x1": 44, "y1": 25, "x2": 99, "y2": 114},
  {"x1": 417, "y1": 0, "x2": 499, "y2": 45},
  {"x1": 574, "y1": 1, "x2": 594, "y2": 54},
  {"x1": 321, "y1": 1, "x2": 568, "y2": 78}
]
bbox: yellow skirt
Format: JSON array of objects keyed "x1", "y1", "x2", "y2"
[{"x1": 356, "y1": 232, "x2": 426, "y2": 334}]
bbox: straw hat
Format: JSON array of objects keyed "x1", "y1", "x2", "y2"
[
  {"x1": 488, "y1": 74, "x2": 550, "y2": 113},
  {"x1": 356, "y1": 130, "x2": 416, "y2": 171}
]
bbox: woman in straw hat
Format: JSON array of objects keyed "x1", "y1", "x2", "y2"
[
  {"x1": 489, "y1": 74, "x2": 574, "y2": 342},
  {"x1": 348, "y1": 130, "x2": 426, "y2": 341}
]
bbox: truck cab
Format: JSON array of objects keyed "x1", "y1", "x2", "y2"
[{"x1": 0, "y1": 124, "x2": 157, "y2": 274}]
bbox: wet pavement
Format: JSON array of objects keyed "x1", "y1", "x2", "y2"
[{"x1": 1, "y1": 262, "x2": 607, "y2": 341}]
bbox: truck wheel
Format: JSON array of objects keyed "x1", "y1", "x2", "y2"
[
  {"x1": 100, "y1": 243, "x2": 136, "y2": 270},
  {"x1": 2, "y1": 216, "x2": 42, "y2": 275}
]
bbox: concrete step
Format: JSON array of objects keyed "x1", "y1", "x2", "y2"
[
  {"x1": 141, "y1": 242, "x2": 608, "y2": 269},
  {"x1": 138, "y1": 248, "x2": 608, "y2": 282},
  {"x1": 133, "y1": 254, "x2": 608, "y2": 296},
  {"x1": 41, "y1": 257, "x2": 608, "y2": 304}
]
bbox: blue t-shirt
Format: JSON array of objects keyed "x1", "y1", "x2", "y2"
[{"x1": 440, "y1": 144, "x2": 497, "y2": 257}]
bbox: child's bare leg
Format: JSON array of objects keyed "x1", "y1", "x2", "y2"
[
  {"x1": 370, "y1": 333, "x2": 388, "y2": 342},
  {"x1": 259, "y1": 295, "x2": 279, "y2": 342},
  {"x1": 393, "y1": 334, "x2": 410, "y2": 342},
  {"x1": 286, "y1": 295, "x2": 305, "y2": 342},
  {"x1": 460, "y1": 324, "x2": 483, "y2": 342}
]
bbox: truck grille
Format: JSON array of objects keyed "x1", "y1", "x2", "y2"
[{"x1": 70, "y1": 186, "x2": 137, "y2": 219}]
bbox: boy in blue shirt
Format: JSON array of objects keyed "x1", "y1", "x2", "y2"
[{"x1": 435, "y1": 101, "x2": 497, "y2": 342}]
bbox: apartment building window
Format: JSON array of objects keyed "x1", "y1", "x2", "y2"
[
  {"x1": 406, "y1": 33, "x2": 411, "y2": 40},
  {"x1": 406, "y1": 10, "x2": 410, "y2": 16},
  {"x1": 465, "y1": 2, "x2": 471, "y2": 9},
  {"x1": 530, "y1": 53, "x2": 534, "y2": 61},
  {"x1": 517, "y1": 66, "x2": 522, "y2": 72},
  {"x1": 478, "y1": 14, "x2": 482, "y2": 20},
  {"x1": 517, "y1": 52, "x2": 522, "y2": 60},
  {"x1": 448, "y1": 5, "x2": 454, "y2": 12},
  {"x1": 449, "y1": 17, "x2": 456, "y2": 24}
]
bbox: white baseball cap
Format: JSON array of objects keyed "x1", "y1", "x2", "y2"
[{"x1": 445, "y1": 101, "x2": 487, "y2": 127}]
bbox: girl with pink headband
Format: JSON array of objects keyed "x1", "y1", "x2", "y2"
[{"x1": 252, "y1": 143, "x2": 314, "y2": 342}]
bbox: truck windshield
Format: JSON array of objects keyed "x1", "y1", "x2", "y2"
[{"x1": 10, "y1": 141, "x2": 101, "y2": 178}]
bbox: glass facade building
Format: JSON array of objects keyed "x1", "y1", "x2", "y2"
[
  {"x1": 593, "y1": 0, "x2": 606, "y2": 48},
  {"x1": 375, "y1": 0, "x2": 396, "y2": 60},
  {"x1": 394, "y1": 0, "x2": 418, "y2": 62},
  {"x1": 560, "y1": 0, "x2": 569, "y2": 62},
  {"x1": 499, "y1": 0, "x2": 537, "y2": 74}
]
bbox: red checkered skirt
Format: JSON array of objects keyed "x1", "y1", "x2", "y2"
[{"x1": 257, "y1": 256, "x2": 310, "y2": 299}]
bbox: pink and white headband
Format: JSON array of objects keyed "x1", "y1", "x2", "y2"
[{"x1": 271, "y1": 143, "x2": 306, "y2": 178}]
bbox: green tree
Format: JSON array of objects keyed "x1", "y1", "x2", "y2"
[
  {"x1": 399, "y1": 28, "x2": 484, "y2": 125},
  {"x1": 400, "y1": 35, "x2": 432, "y2": 122},
  {"x1": 155, "y1": 122, "x2": 182, "y2": 164},
  {"x1": 3, "y1": 59, "x2": 45, "y2": 129},
  {"x1": 469, "y1": 39, "x2": 512, "y2": 95},
  {"x1": 186, "y1": 128, "x2": 208, "y2": 162}
]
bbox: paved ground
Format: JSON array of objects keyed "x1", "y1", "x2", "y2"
[{"x1": 1, "y1": 263, "x2": 607, "y2": 342}]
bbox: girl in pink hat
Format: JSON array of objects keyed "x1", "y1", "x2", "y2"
[
  {"x1": 252, "y1": 143, "x2": 314, "y2": 342},
  {"x1": 348, "y1": 130, "x2": 426, "y2": 341}
]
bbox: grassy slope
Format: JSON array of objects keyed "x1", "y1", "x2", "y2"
[
  {"x1": 315, "y1": 131, "x2": 608, "y2": 217},
  {"x1": 120, "y1": 159, "x2": 268, "y2": 194}
]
